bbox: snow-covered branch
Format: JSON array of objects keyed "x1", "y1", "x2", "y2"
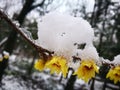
[
  {"x1": 1, "y1": 9, "x2": 120, "y2": 84},
  {"x1": 0, "y1": 9, "x2": 53, "y2": 60}
]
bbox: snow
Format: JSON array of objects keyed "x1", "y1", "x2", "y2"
[
  {"x1": 9, "y1": 55, "x2": 17, "y2": 62},
  {"x1": 3, "y1": 51, "x2": 9, "y2": 56},
  {"x1": 94, "y1": 77, "x2": 120, "y2": 90},
  {"x1": 68, "y1": 60, "x2": 80, "y2": 70},
  {"x1": 0, "y1": 0, "x2": 23, "y2": 18},
  {"x1": 74, "y1": 45, "x2": 99, "y2": 63},
  {"x1": 112, "y1": 55, "x2": 120, "y2": 65},
  {"x1": 31, "y1": 72, "x2": 64, "y2": 90},
  {"x1": 37, "y1": 11, "x2": 96, "y2": 62},
  {"x1": 2, "y1": 54, "x2": 64, "y2": 90},
  {"x1": 13, "y1": 20, "x2": 20, "y2": 27},
  {"x1": 20, "y1": 27, "x2": 34, "y2": 42},
  {"x1": 1, "y1": 75, "x2": 28, "y2": 90}
]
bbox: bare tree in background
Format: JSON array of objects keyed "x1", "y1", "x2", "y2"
[{"x1": 0, "y1": 0, "x2": 45, "y2": 83}]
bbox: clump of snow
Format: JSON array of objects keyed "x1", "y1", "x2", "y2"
[
  {"x1": 37, "y1": 11, "x2": 96, "y2": 59},
  {"x1": 75, "y1": 45, "x2": 99, "y2": 63},
  {"x1": 112, "y1": 55, "x2": 120, "y2": 66},
  {"x1": 37, "y1": 11, "x2": 101, "y2": 69}
]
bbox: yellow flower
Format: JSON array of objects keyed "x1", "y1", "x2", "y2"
[
  {"x1": 3, "y1": 55, "x2": 9, "y2": 59},
  {"x1": 45, "y1": 56, "x2": 68, "y2": 78},
  {"x1": 74, "y1": 60, "x2": 99, "y2": 82},
  {"x1": 0, "y1": 54, "x2": 3, "y2": 62},
  {"x1": 0, "y1": 57, "x2": 3, "y2": 62},
  {"x1": 34, "y1": 59, "x2": 46, "y2": 71},
  {"x1": 106, "y1": 66, "x2": 120, "y2": 84}
]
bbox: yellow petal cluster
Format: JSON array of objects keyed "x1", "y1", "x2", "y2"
[
  {"x1": 106, "y1": 66, "x2": 120, "y2": 84},
  {"x1": 0, "y1": 54, "x2": 9, "y2": 62},
  {"x1": 34, "y1": 59, "x2": 46, "y2": 71},
  {"x1": 34, "y1": 56, "x2": 68, "y2": 78},
  {"x1": 74, "y1": 60, "x2": 99, "y2": 82},
  {"x1": 4, "y1": 55, "x2": 9, "y2": 59},
  {"x1": 45, "y1": 56, "x2": 68, "y2": 78},
  {"x1": 0, "y1": 57, "x2": 3, "y2": 62}
]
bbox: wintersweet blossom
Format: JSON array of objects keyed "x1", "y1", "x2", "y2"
[
  {"x1": 0, "y1": 57, "x2": 3, "y2": 62},
  {"x1": 106, "y1": 66, "x2": 120, "y2": 84},
  {"x1": 0, "y1": 54, "x2": 3, "y2": 62},
  {"x1": 3, "y1": 51, "x2": 9, "y2": 59},
  {"x1": 3, "y1": 55, "x2": 9, "y2": 59},
  {"x1": 45, "y1": 56, "x2": 68, "y2": 78},
  {"x1": 34, "y1": 59, "x2": 46, "y2": 71},
  {"x1": 74, "y1": 60, "x2": 99, "y2": 82}
]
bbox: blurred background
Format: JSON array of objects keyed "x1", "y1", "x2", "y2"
[{"x1": 0, "y1": 0, "x2": 120, "y2": 90}]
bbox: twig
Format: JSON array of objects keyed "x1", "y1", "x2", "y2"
[
  {"x1": 99, "y1": 57, "x2": 115, "y2": 67},
  {"x1": 0, "y1": 9, "x2": 54, "y2": 60},
  {"x1": 0, "y1": 37, "x2": 8, "y2": 48}
]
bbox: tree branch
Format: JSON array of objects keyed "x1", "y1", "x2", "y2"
[
  {"x1": 0, "y1": 9, "x2": 54, "y2": 60},
  {"x1": 30, "y1": 0, "x2": 45, "y2": 10},
  {"x1": 0, "y1": 37, "x2": 8, "y2": 48},
  {"x1": 0, "y1": 9, "x2": 117, "y2": 66}
]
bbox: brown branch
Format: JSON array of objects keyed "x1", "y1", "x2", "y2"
[
  {"x1": 100, "y1": 58, "x2": 115, "y2": 67},
  {"x1": 0, "y1": 9, "x2": 54, "y2": 60}
]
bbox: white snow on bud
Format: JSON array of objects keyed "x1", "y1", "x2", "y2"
[
  {"x1": 3, "y1": 51, "x2": 9, "y2": 56},
  {"x1": 37, "y1": 11, "x2": 99, "y2": 63},
  {"x1": 112, "y1": 55, "x2": 120, "y2": 65}
]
